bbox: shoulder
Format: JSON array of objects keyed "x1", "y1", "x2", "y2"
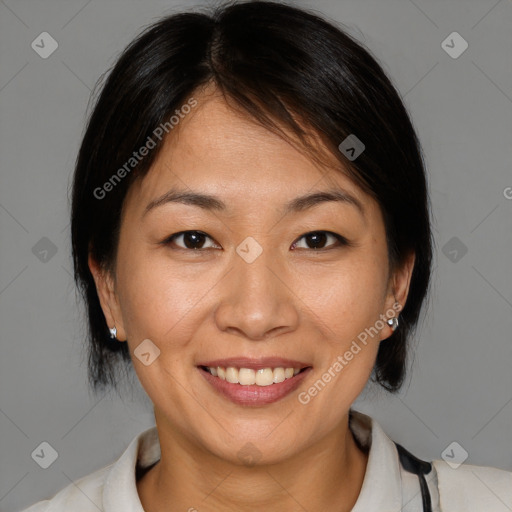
[
  {"x1": 19, "y1": 425, "x2": 159, "y2": 512},
  {"x1": 433, "y1": 459, "x2": 512, "y2": 511},
  {"x1": 18, "y1": 464, "x2": 111, "y2": 511}
]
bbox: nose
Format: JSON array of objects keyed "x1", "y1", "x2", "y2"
[{"x1": 214, "y1": 246, "x2": 300, "y2": 341}]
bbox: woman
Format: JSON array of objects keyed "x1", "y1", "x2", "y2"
[{"x1": 21, "y1": 1, "x2": 511, "y2": 511}]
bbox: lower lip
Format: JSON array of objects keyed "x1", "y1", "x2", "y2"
[{"x1": 198, "y1": 367, "x2": 312, "y2": 406}]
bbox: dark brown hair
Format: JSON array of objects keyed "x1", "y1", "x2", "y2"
[{"x1": 71, "y1": 0, "x2": 433, "y2": 395}]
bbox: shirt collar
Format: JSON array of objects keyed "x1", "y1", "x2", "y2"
[
  {"x1": 349, "y1": 409, "x2": 403, "y2": 511},
  {"x1": 102, "y1": 426, "x2": 159, "y2": 512},
  {"x1": 102, "y1": 409, "x2": 403, "y2": 511}
]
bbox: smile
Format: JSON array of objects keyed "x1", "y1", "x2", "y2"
[
  {"x1": 197, "y1": 362, "x2": 312, "y2": 406},
  {"x1": 201, "y1": 365, "x2": 304, "y2": 386}
]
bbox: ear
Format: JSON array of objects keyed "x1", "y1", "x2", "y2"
[
  {"x1": 88, "y1": 253, "x2": 127, "y2": 342},
  {"x1": 382, "y1": 250, "x2": 415, "y2": 339}
]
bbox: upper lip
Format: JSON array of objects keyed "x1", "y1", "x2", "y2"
[{"x1": 197, "y1": 357, "x2": 312, "y2": 371}]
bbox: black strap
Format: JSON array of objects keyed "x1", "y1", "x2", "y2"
[{"x1": 394, "y1": 442, "x2": 433, "y2": 512}]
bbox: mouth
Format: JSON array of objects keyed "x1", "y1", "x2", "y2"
[{"x1": 196, "y1": 358, "x2": 312, "y2": 406}]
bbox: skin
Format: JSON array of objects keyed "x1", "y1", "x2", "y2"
[{"x1": 89, "y1": 88, "x2": 415, "y2": 512}]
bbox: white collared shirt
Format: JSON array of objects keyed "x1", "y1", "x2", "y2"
[{"x1": 20, "y1": 410, "x2": 511, "y2": 511}]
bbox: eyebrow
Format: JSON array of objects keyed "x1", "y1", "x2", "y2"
[{"x1": 142, "y1": 186, "x2": 365, "y2": 218}]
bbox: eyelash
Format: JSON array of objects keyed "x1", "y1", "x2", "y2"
[{"x1": 161, "y1": 230, "x2": 351, "y2": 252}]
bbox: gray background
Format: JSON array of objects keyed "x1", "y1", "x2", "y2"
[{"x1": 1, "y1": 0, "x2": 511, "y2": 510}]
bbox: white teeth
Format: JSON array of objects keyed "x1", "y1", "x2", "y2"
[
  {"x1": 273, "y1": 367, "x2": 285, "y2": 383},
  {"x1": 205, "y1": 366, "x2": 304, "y2": 386},
  {"x1": 238, "y1": 368, "x2": 256, "y2": 385},
  {"x1": 225, "y1": 367, "x2": 239, "y2": 384},
  {"x1": 255, "y1": 368, "x2": 274, "y2": 386}
]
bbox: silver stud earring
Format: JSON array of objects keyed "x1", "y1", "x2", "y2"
[
  {"x1": 109, "y1": 326, "x2": 117, "y2": 339},
  {"x1": 387, "y1": 316, "x2": 399, "y2": 332}
]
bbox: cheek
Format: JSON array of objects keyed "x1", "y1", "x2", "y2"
[
  {"x1": 298, "y1": 267, "x2": 385, "y2": 430},
  {"x1": 114, "y1": 248, "x2": 205, "y2": 406},
  {"x1": 115, "y1": 242, "x2": 197, "y2": 347},
  {"x1": 299, "y1": 251, "x2": 389, "y2": 342},
  {"x1": 293, "y1": 245, "x2": 388, "y2": 412}
]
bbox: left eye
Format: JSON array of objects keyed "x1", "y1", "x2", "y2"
[{"x1": 291, "y1": 231, "x2": 347, "y2": 250}]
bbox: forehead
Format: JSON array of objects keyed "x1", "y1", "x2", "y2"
[{"x1": 124, "y1": 92, "x2": 373, "y2": 220}]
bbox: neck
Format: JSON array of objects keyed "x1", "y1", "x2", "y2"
[{"x1": 137, "y1": 414, "x2": 368, "y2": 512}]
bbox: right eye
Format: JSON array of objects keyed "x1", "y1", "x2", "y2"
[{"x1": 161, "y1": 230, "x2": 221, "y2": 251}]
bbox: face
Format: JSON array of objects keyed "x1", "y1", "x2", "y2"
[{"x1": 90, "y1": 90, "x2": 414, "y2": 465}]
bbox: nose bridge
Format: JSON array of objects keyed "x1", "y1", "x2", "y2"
[
  {"x1": 214, "y1": 236, "x2": 299, "y2": 340},
  {"x1": 236, "y1": 238, "x2": 278, "y2": 295}
]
